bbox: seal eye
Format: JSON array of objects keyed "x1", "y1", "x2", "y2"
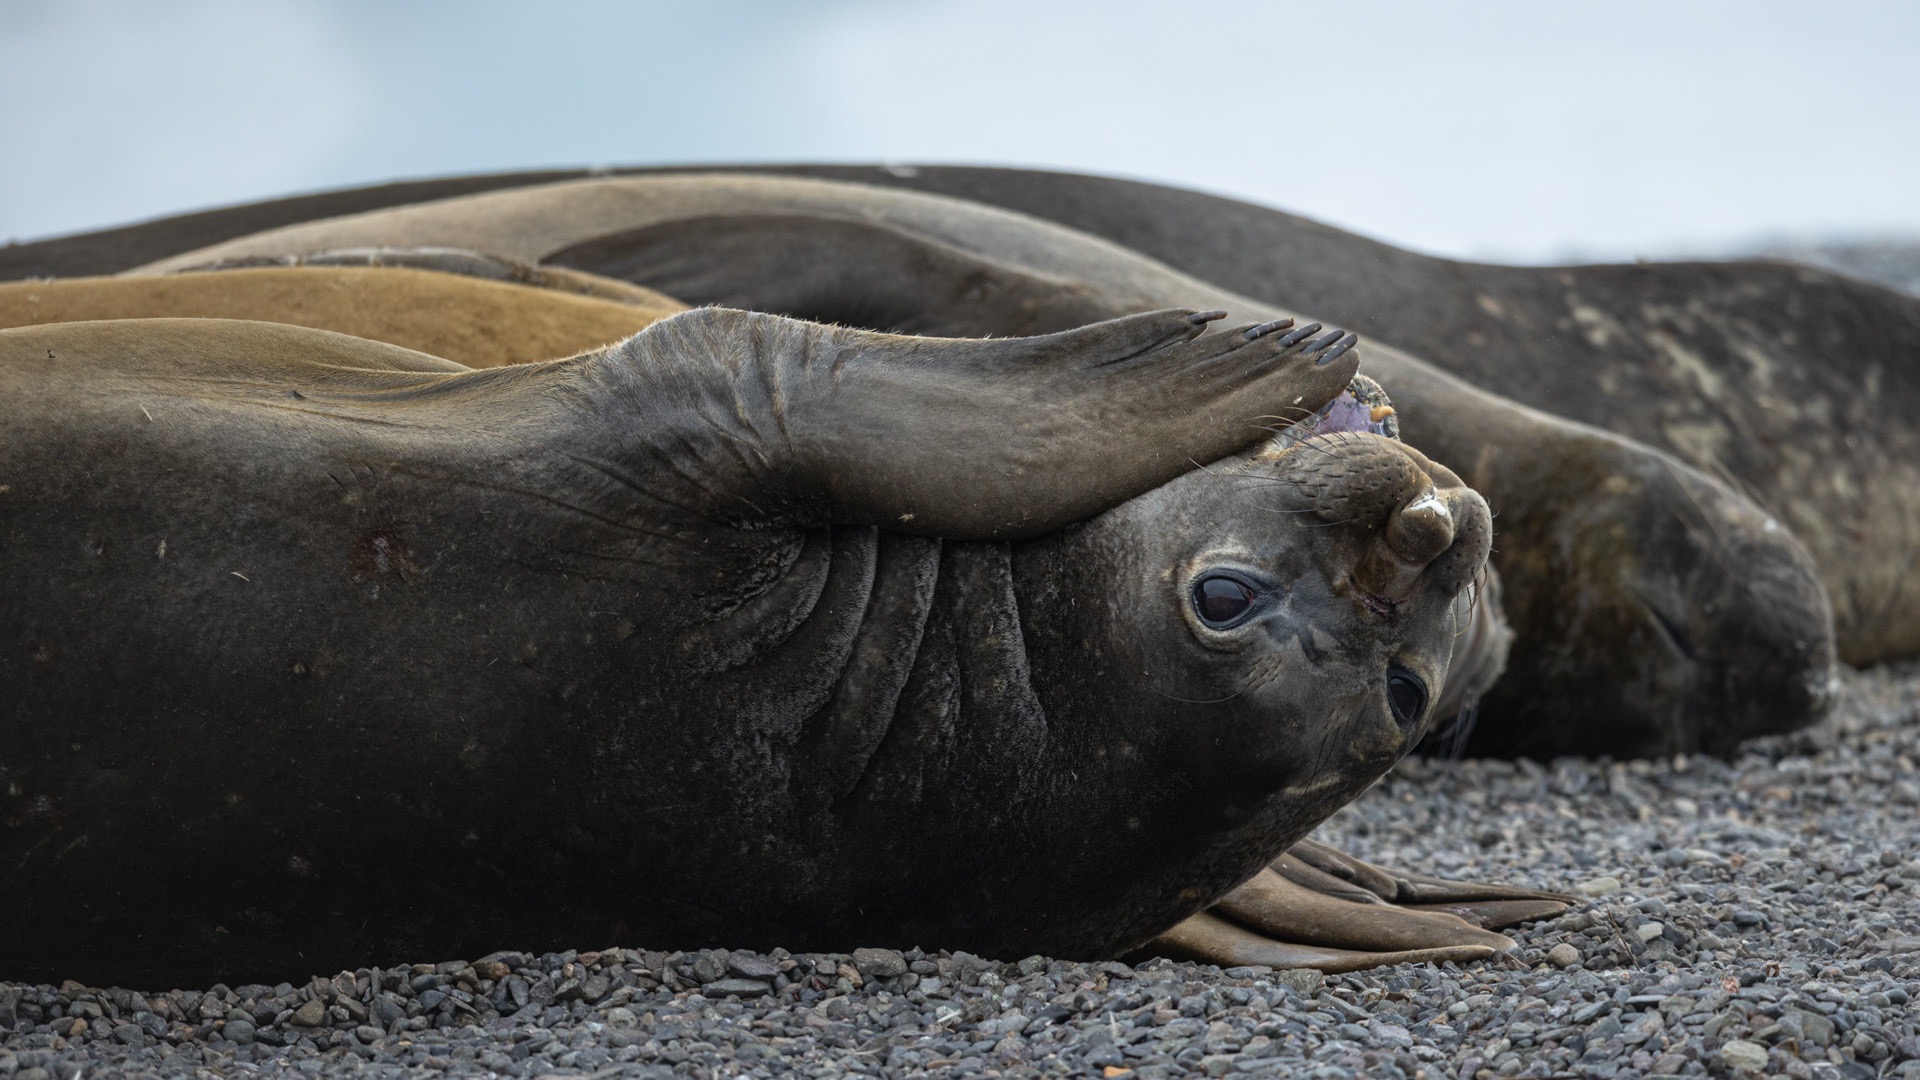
[
  {"x1": 1192, "y1": 575, "x2": 1258, "y2": 628},
  {"x1": 1386, "y1": 668, "x2": 1428, "y2": 729}
]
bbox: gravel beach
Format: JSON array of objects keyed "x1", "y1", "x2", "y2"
[{"x1": 4, "y1": 662, "x2": 1916, "y2": 1080}]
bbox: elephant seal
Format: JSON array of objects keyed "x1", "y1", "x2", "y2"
[
  {"x1": 712, "y1": 165, "x2": 1920, "y2": 668},
  {"x1": 0, "y1": 263, "x2": 682, "y2": 368},
  {"x1": 1, "y1": 303, "x2": 1510, "y2": 987},
  {"x1": 138, "y1": 174, "x2": 1836, "y2": 759},
  {"x1": 15, "y1": 164, "x2": 1894, "y2": 665}
]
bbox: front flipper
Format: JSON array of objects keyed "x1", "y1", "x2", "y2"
[
  {"x1": 609, "y1": 305, "x2": 1360, "y2": 540},
  {"x1": 1144, "y1": 838, "x2": 1571, "y2": 973}
]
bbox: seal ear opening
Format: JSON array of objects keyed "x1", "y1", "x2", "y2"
[{"x1": 1256, "y1": 374, "x2": 1399, "y2": 460}]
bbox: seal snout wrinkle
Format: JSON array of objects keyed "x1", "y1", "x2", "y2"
[{"x1": 1261, "y1": 432, "x2": 1488, "y2": 612}]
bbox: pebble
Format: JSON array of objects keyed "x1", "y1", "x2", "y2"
[
  {"x1": 1722, "y1": 1037, "x2": 1771, "y2": 1071},
  {"x1": 2, "y1": 664, "x2": 1917, "y2": 1078},
  {"x1": 1576, "y1": 875, "x2": 1623, "y2": 896},
  {"x1": 1546, "y1": 942, "x2": 1582, "y2": 967},
  {"x1": 851, "y1": 947, "x2": 908, "y2": 979}
]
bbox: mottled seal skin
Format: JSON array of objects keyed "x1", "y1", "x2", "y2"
[
  {"x1": 137, "y1": 174, "x2": 1835, "y2": 758},
  {"x1": 0, "y1": 307, "x2": 1488, "y2": 988}
]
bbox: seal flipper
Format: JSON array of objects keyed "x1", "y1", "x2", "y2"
[
  {"x1": 1144, "y1": 910, "x2": 1502, "y2": 975},
  {"x1": 1140, "y1": 839, "x2": 1571, "y2": 973},
  {"x1": 607, "y1": 305, "x2": 1360, "y2": 540}
]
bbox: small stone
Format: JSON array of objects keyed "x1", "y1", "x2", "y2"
[
  {"x1": 1575, "y1": 876, "x2": 1622, "y2": 897},
  {"x1": 290, "y1": 998, "x2": 327, "y2": 1027},
  {"x1": 852, "y1": 947, "x2": 908, "y2": 979},
  {"x1": 222, "y1": 1018, "x2": 255, "y2": 1044},
  {"x1": 604, "y1": 1007, "x2": 637, "y2": 1026},
  {"x1": 354, "y1": 1025, "x2": 382, "y2": 1044},
  {"x1": 701, "y1": 978, "x2": 772, "y2": 998},
  {"x1": 726, "y1": 954, "x2": 780, "y2": 980},
  {"x1": 1787, "y1": 1006, "x2": 1835, "y2": 1047},
  {"x1": 1546, "y1": 943, "x2": 1582, "y2": 968},
  {"x1": 1201, "y1": 1053, "x2": 1235, "y2": 1076},
  {"x1": 690, "y1": 952, "x2": 728, "y2": 983},
  {"x1": 1721, "y1": 1038, "x2": 1769, "y2": 1072},
  {"x1": 1276, "y1": 968, "x2": 1324, "y2": 995},
  {"x1": 1635, "y1": 922, "x2": 1666, "y2": 942}
]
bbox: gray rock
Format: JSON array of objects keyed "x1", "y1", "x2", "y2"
[
  {"x1": 727, "y1": 954, "x2": 780, "y2": 979},
  {"x1": 1721, "y1": 1038, "x2": 1770, "y2": 1071},
  {"x1": 1276, "y1": 969, "x2": 1325, "y2": 995},
  {"x1": 700, "y1": 978, "x2": 772, "y2": 998},
  {"x1": 851, "y1": 947, "x2": 908, "y2": 978},
  {"x1": 690, "y1": 952, "x2": 729, "y2": 983}
]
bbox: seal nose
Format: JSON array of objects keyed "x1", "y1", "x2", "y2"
[{"x1": 1353, "y1": 487, "x2": 1457, "y2": 600}]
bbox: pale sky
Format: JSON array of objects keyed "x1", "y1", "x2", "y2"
[{"x1": 3, "y1": 0, "x2": 1916, "y2": 261}]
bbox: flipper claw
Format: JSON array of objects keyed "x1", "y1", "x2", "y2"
[
  {"x1": 1316, "y1": 331, "x2": 1360, "y2": 366},
  {"x1": 1274, "y1": 322, "x2": 1322, "y2": 348}
]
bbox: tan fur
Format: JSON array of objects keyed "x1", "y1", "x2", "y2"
[{"x1": 0, "y1": 266, "x2": 685, "y2": 368}]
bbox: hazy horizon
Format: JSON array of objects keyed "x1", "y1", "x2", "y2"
[{"x1": 4, "y1": 0, "x2": 1917, "y2": 263}]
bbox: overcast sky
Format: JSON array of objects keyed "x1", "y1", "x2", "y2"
[{"x1": 3, "y1": 0, "x2": 1916, "y2": 261}]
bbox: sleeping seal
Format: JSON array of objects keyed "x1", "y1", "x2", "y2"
[
  {"x1": 1, "y1": 303, "x2": 1512, "y2": 986},
  {"x1": 136, "y1": 174, "x2": 1837, "y2": 760}
]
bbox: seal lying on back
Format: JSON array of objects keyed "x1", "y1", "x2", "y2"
[
  {"x1": 139, "y1": 174, "x2": 1837, "y2": 758},
  {"x1": 1, "y1": 303, "x2": 1504, "y2": 987}
]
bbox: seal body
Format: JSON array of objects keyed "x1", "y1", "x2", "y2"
[
  {"x1": 133, "y1": 174, "x2": 1836, "y2": 758},
  {"x1": 1, "y1": 307, "x2": 1486, "y2": 987},
  {"x1": 11, "y1": 164, "x2": 1892, "y2": 663}
]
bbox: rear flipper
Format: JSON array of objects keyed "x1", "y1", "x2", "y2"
[{"x1": 1143, "y1": 837, "x2": 1571, "y2": 972}]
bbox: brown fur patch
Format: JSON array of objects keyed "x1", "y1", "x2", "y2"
[{"x1": 0, "y1": 266, "x2": 685, "y2": 368}]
